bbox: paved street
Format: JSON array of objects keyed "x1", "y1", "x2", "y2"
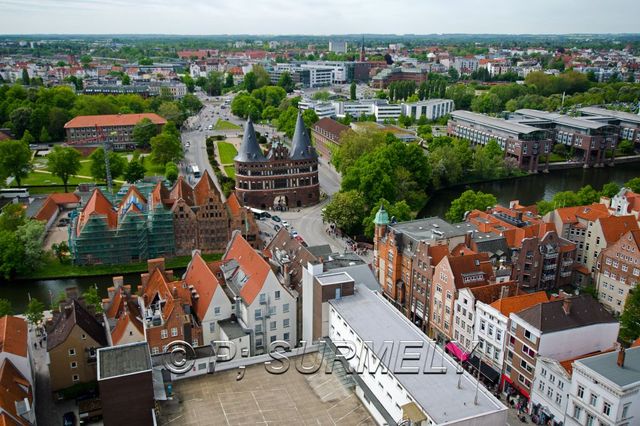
[{"x1": 31, "y1": 313, "x2": 77, "y2": 426}]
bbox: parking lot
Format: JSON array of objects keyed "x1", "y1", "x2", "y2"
[{"x1": 157, "y1": 353, "x2": 375, "y2": 426}]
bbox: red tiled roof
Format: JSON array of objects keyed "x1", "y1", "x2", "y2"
[
  {"x1": 446, "y1": 253, "x2": 494, "y2": 288},
  {"x1": 193, "y1": 170, "x2": 221, "y2": 206},
  {"x1": 77, "y1": 189, "x2": 117, "y2": 232},
  {"x1": 226, "y1": 192, "x2": 242, "y2": 216},
  {"x1": 313, "y1": 118, "x2": 349, "y2": 139},
  {"x1": 34, "y1": 197, "x2": 58, "y2": 222},
  {"x1": 223, "y1": 231, "x2": 271, "y2": 305},
  {"x1": 598, "y1": 215, "x2": 639, "y2": 244},
  {"x1": 490, "y1": 291, "x2": 549, "y2": 317},
  {"x1": 170, "y1": 176, "x2": 195, "y2": 206},
  {"x1": 0, "y1": 316, "x2": 27, "y2": 358},
  {"x1": 555, "y1": 203, "x2": 610, "y2": 224},
  {"x1": 64, "y1": 113, "x2": 167, "y2": 129},
  {"x1": 0, "y1": 359, "x2": 31, "y2": 426},
  {"x1": 49, "y1": 193, "x2": 80, "y2": 205},
  {"x1": 111, "y1": 309, "x2": 143, "y2": 346},
  {"x1": 428, "y1": 244, "x2": 449, "y2": 266},
  {"x1": 184, "y1": 252, "x2": 221, "y2": 320},
  {"x1": 469, "y1": 281, "x2": 522, "y2": 305}
]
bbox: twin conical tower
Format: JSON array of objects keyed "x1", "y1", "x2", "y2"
[{"x1": 235, "y1": 111, "x2": 316, "y2": 162}]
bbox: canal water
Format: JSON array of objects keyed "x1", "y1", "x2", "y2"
[
  {"x1": 1, "y1": 269, "x2": 186, "y2": 314},
  {"x1": 419, "y1": 162, "x2": 640, "y2": 219},
  {"x1": 2, "y1": 163, "x2": 639, "y2": 313}
]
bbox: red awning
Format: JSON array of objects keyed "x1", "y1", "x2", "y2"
[
  {"x1": 502, "y1": 374, "x2": 530, "y2": 400},
  {"x1": 445, "y1": 342, "x2": 469, "y2": 362}
]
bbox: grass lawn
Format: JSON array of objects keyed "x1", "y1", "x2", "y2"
[
  {"x1": 142, "y1": 156, "x2": 166, "y2": 176},
  {"x1": 15, "y1": 171, "x2": 94, "y2": 187},
  {"x1": 19, "y1": 252, "x2": 223, "y2": 280},
  {"x1": 217, "y1": 141, "x2": 238, "y2": 164},
  {"x1": 214, "y1": 119, "x2": 241, "y2": 131},
  {"x1": 224, "y1": 165, "x2": 236, "y2": 178}
]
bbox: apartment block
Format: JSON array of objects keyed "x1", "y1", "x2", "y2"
[
  {"x1": 595, "y1": 229, "x2": 640, "y2": 315},
  {"x1": 504, "y1": 296, "x2": 618, "y2": 402},
  {"x1": 565, "y1": 347, "x2": 640, "y2": 426}
]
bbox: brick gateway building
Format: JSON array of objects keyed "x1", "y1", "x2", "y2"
[{"x1": 234, "y1": 113, "x2": 320, "y2": 209}]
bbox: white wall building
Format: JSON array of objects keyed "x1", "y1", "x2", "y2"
[
  {"x1": 402, "y1": 99, "x2": 454, "y2": 121},
  {"x1": 566, "y1": 347, "x2": 640, "y2": 426},
  {"x1": 530, "y1": 356, "x2": 572, "y2": 424},
  {"x1": 328, "y1": 41, "x2": 348, "y2": 54},
  {"x1": 221, "y1": 232, "x2": 297, "y2": 355}
]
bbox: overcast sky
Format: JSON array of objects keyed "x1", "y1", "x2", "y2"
[{"x1": 1, "y1": 0, "x2": 639, "y2": 35}]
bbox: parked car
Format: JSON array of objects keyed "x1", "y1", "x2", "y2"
[
  {"x1": 273, "y1": 224, "x2": 280, "y2": 231},
  {"x1": 272, "y1": 216, "x2": 281, "y2": 223},
  {"x1": 63, "y1": 412, "x2": 76, "y2": 426},
  {"x1": 282, "y1": 220, "x2": 290, "y2": 228}
]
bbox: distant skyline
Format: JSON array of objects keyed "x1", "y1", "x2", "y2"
[{"x1": 1, "y1": 0, "x2": 639, "y2": 35}]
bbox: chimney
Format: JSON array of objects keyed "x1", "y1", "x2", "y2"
[
  {"x1": 65, "y1": 286, "x2": 79, "y2": 301},
  {"x1": 562, "y1": 297, "x2": 572, "y2": 315},
  {"x1": 147, "y1": 258, "x2": 165, "y2": 275},
  {"x1": 64, "y1": 303, "x2": 73, "y2": 318},
  {"x1": 112, "y1": 276, "x2": 124, "y2": 289},
  {"x1": 140, "y1": 273, "x2": 150, "y2": 289},
  {"x1": 617, "y1": 346, "x2": 626, "y2": 368},
  {"x1": 165, "y1": 269, "x2": 174, "y2": 282},
  {"x1": 500, "y1": 285, "x2": 510, "y2": 299}
]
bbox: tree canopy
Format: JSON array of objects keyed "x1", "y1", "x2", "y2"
[
  {"x1": 46, "y1": 146, "x2": 82, "y2": 192},
  {"x1": 446, "y1": 190, "x2": 497, "y2": 222}
]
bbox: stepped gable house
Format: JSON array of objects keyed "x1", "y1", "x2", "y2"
[{"x1": 234, "y1": 113, "x2": 320, "y2": 209}]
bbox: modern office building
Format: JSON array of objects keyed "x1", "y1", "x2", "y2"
[
  {"x1": 402, "y1": 99, "x2": 454, "y2": 120},
  {"x1": 579, "y1": 106, "x2": 640, "y2": 145},
  {"x1": 448, "y1": 110, "x2": 552, "y2": 172},
  {"x1": 371, "y1": 66, "x2": 428, "y2": 89},
  {"x1": 514, "y1": 109, "x2": 618, "y2": 167}
]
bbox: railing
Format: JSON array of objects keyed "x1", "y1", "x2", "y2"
[
  {"x1": 542, "y1": 273, "x2": 556, "y2": 281},
  {"x1": 544, "y1": 252, "x2": 558, "y2": 259},
  {"x1": 543, "y1": 264, "x2": 556, "y2": 271},
  {"x1": 562, "y1": 259, "x2": 574, "y2": 267},
  {"x1": 560, "y1": 271, "x2": 572, "y2": 278}
]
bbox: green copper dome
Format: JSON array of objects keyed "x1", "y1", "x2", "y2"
[{"x1": 373, "y1": 204, "x2": 389, "y2": 225}]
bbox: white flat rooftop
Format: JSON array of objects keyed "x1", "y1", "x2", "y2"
[{"x1": 329, "y1": 286, "x2": 506, "y2": 424}]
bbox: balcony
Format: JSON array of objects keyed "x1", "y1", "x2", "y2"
[
  {"x1": 560, "y1": 271, "x2": 572, "y2": 278},
  {"x1": 542, "y1": 273, "x2": 556, "y2": 281},
  {"x1": 544, "y1": 252, "x2": 558, "y2": 260},
  {"x1": 543, "y1": 263, "x2": 556, "y2": 271},
  {"x1": 562, "y1": 259, "x2": 574, "y2": 267}
]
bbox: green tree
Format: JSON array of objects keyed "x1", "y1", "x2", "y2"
[
  {"x1": 150, "y1": 132, "x2": 183, "y2": 166},
  {"x1": 277, "y1": 72, "x2": 295, "y2": 93},
  {"x1": 252, "y1": 65, "x2": 271, "y2": 89},
  {"x1": 0, "y1": 204, "x2": 26, "y2": 232},
  {"x1": 473, "y1": 140, "x2": 505, "y2": 179},
  {"x1": 0, "y1": 140, "x2": 32, "y2": 187},
  {"x1": 620, "y1": 288, "x2": 640, "y2": 343},
  {"x1": 122, "y1": 74, "x2": 131, "y2": 85},
  {"x1": 89, "y1": 148, "x2": 126, "y2": 181},
  {"x1": 332, "y1": 129, "x2": 387, "y2": 175},
  {"x1": 21, "y1": 68, "x2": 30, "y2": 85},
  {"x1": 601, "y1": 182, "x2": 621, "y2": 198},
  {"x1": 132, "y1": 118, "x2": 160, "y2": 149},
  {"x1": 181, "y1": 93, "x2": 203, "y2": 114},
  {"x1": 123, "y1": 158, "x2": 146, "y2": 183},
  {"x1": 47, "y1": 146, "x2": 82, "y2": 192},
  {"x1": 164, "y1": 161, "x2": 179, "y2": 184},
  {"x1": 39, "y1": 127, "x2": 51, "y2": 143},
  {"x1": 244, "y1": 72, "x2": 258, "y2": 92},
  {"x1": 182, "y1": 74, "x2": 195, "y2": 92},
  {"x1": 25, "y1": 298, "x2": 45, "y2": 325},
  {"x1": 15, "y1": 220, "x2": 45, "y2": 271},
  {"x1": 448, "y1": 67, "x2": 460, "y2": 82},
  {"x1": 83, "y1": 286, "x2": 103, "y2": 314},
  {"x1": 350, "y1": 82, "x2": 357, "y2": 100},
  {"x1": 625, "y1": 177, "x2": 640, "y2": 193},
  {"x1": 471, "y1": 93, "x2": 503, "y2": 113},
  {"x1": 157, "y1": 102, "x2": 183, "y2": 125},
  {"x1": 276, "y1": 107, "x2": 318, "y2": 138},
  {"x1": 617, "y1": 140, "x2": 634, "y2": 156},
  {"x1": 21, "y1": 130, "x2": 35, "y2": 145},
  {"x1": 0, "y1": 299, "x2": 13, "y2": 316},
  {"x1": 51, "y1": 241, "x2": 70, "y2": 264},
  {"x1": 362, "y1": 199, "x2": 413, "y2": 238},
  {"x1": 446, "y1": 190, "x2": 497, "y2": 222},
  {"x1": 0, "y1": 231, "x2": 25, "y2": 279},
  {"x1": 225, "y1": 73, "x2": 234, "y2": 88},
  {"x1": 322, "y1": 190, "x2": 368, "y2": 236},
  {"x1": 9, "y1": 107, "x2": 32, "y2": 139}
]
